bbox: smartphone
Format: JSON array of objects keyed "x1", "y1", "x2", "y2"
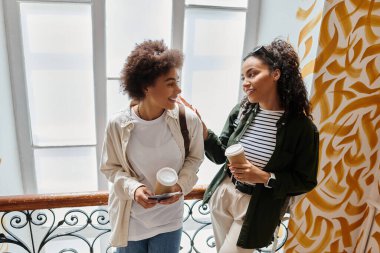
[{"x1": 148, "y1": 192, "x2": 182, "y2": 201}]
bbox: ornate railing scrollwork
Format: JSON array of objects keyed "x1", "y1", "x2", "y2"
[
  {"x1": 0, "y1": 189, "x2": 288, "y2": 252},
  {"x1": 1, "y1": 208, "x2": 112, "y2": 253}
]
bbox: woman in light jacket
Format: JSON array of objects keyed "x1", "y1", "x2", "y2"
[{"x1": 100, "y1": 40, "x2": 204, "y2": 253}]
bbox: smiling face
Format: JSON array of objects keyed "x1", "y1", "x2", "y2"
[
  {"x1": 145, "y1": 67, "x2": 181, "y2": 110},
  {"x1": 241, "y1": 56, "x2": 281, "y2": 109}
]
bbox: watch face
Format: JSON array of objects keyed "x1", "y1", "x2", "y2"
[{"x1": 268, "y1": 178, "x2": 276, "y2": 188}]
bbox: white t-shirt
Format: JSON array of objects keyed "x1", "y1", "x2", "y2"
[{"x1": 126, "y1": 109, "x2": 183, "y2": 241}]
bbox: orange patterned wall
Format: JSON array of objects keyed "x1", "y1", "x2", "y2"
[{"x1": 285, "y1": 0, "x2": 380, "y2": 252}]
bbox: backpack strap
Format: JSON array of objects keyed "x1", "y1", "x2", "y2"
[{"x1": 178, "y1": 103, "x2": 190, "y2": 158}]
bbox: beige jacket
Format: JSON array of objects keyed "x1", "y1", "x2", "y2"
[{"x1": 100, "y1": 104, "x2": 204, "y2": 247}]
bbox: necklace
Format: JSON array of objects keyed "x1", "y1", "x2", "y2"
[{"x1": 137, "y1": 104, "x2": 142, "y2": 118}]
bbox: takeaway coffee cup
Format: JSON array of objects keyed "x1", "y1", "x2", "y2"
[
  {"x1": 225, "y1": 144, "x2": 248, "y2": 164},
  {"x1": 155, "y1": 167, "x2": 178, "y2": 195}
]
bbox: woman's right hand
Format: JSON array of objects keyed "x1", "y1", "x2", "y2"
[
  {"x1": 134, "y1": 186, "x2": 158, "y2": 209},
  {"x1": 178, "y1": 95, "x2": 203, "y2": 119},
  {"x1": 178, "y1": 95, "x2": 209, "y2": 140}
]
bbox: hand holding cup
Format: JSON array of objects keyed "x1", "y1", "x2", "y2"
[{"x1": 155, "y1": 167, "x2": 179, "y2": 195}]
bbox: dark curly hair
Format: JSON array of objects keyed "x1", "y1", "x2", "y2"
[
  {"x1": 241, "y1": 39, "x2": 312, "y2": 119},
  {"x1": 120, "y1": 40, "x2": 184, "y2": 100}
]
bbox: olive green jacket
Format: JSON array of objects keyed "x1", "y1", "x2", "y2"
[{"x1": 203, "y1": 103, "x2": 319, "y2": 249}]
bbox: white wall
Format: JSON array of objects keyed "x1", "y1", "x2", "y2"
[
  {"x1": 0, "y1": 1, "x2": 23, "y2": 195},
  {"x1": 256, "y1": 0, "x2": 300, "y2": 46},
  {"x1": 255, "y1": 0, "x2": 324, "y2": 94}
]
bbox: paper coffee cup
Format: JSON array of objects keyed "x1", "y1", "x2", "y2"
[
  {"x1": 225, "y1": 143, "x2": 247, "y2": 164},
  {"x1": 155, "y1": 167, "x2": 178, "y2": 195}
]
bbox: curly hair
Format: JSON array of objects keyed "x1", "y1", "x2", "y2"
[
  {"x1": 120, "y1": 40, "x2": 184, "y2": 100},
  {"x1": 242, "y1": 39, "x2": 312, "y2": 119}
]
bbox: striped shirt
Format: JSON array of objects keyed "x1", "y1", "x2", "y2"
[{"x1": 238, "y1": 108, "x2": 284, "y2": 170}]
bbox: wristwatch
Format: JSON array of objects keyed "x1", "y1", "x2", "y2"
[{"x1": 264, "y1": 173, "x2": 276, "y2": 188}]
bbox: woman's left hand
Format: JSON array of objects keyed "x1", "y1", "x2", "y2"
[
  {"x1": 229, "y1": 162, "x2": 270, "y2": 184},
  {"x1": 159, "y1": 184, "x2": 183, "y2": 205}
]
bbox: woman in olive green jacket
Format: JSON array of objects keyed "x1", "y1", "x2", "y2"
[{"x1": 182, "y1": 39, "x2": 319, "y2": 252}]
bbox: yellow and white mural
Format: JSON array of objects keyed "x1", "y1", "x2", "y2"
[{"x1": 286, "y1": 0, "x2": 380, "y2": 252}]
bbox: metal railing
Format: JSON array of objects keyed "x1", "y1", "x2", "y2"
[{"x1": 0, "y1": 187, "x2": 288, "y2": 253}]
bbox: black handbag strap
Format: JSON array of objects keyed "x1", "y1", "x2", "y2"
[{"x1": 178, "y1": 103, "x2": 190, "y2": 158}]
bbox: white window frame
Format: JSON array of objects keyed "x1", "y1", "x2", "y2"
[
  {"x1": 4, "y1": 0, "x2": 260, "y2": 194},
  {"x1": 3, "y1": 0, "x2": 106, "y2": 193}
]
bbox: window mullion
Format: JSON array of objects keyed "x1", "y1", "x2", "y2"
[
  {"x1": 92, "y1": 0, "x2": 108, "y2": 191},
  {"x1": 172, "y1": 0, "x2": 185, "y2": 51},
  {"x1": 4, "y1": 0, "x2": 37, "y2": 194},
  {"x1": 239, "y1": 0, "x2": 261, "y2": 100},
  {"x1": 242, "y1": 0, "x2": 261, "y2": 58}
]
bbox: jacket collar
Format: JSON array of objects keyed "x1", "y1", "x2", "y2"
[
  {"x1": 249, "y1": 103, "x2": 289, "y2": 127},
  {"x1": 166, "y1": 103, "x2": 179, "y2": 120}
]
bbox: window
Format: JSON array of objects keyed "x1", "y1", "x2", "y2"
[
  {"x1": 4, "y1": 0, "x2": 258, "y2": 193},
  {"x1": 182, "y1": 3, "x2": 247, "y2": 184},
  {"x1": 20, "y1": 2, "x2": 98, "y2": 193},
  {"x1": 186, "y1": 0, "x2": 248, "y2": 8},
  {"x1": 106, "y1": 0, "x2": 173, "y2": 118}
]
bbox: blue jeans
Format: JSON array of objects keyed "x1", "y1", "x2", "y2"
[{"x1": 116, "y1": 228, "x2": 182, "y2": 253}]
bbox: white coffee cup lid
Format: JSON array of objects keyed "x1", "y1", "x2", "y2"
[
  {"x1": 156, "y1": 167, "x2": 178, "y2": 186},
  {"x1": 225, "y1": 143, "x2": 244, "y2": 157}
]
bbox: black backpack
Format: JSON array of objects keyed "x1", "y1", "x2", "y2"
[{"x1": 178, "y1": 103, "x2": 190, "y2": 158}]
